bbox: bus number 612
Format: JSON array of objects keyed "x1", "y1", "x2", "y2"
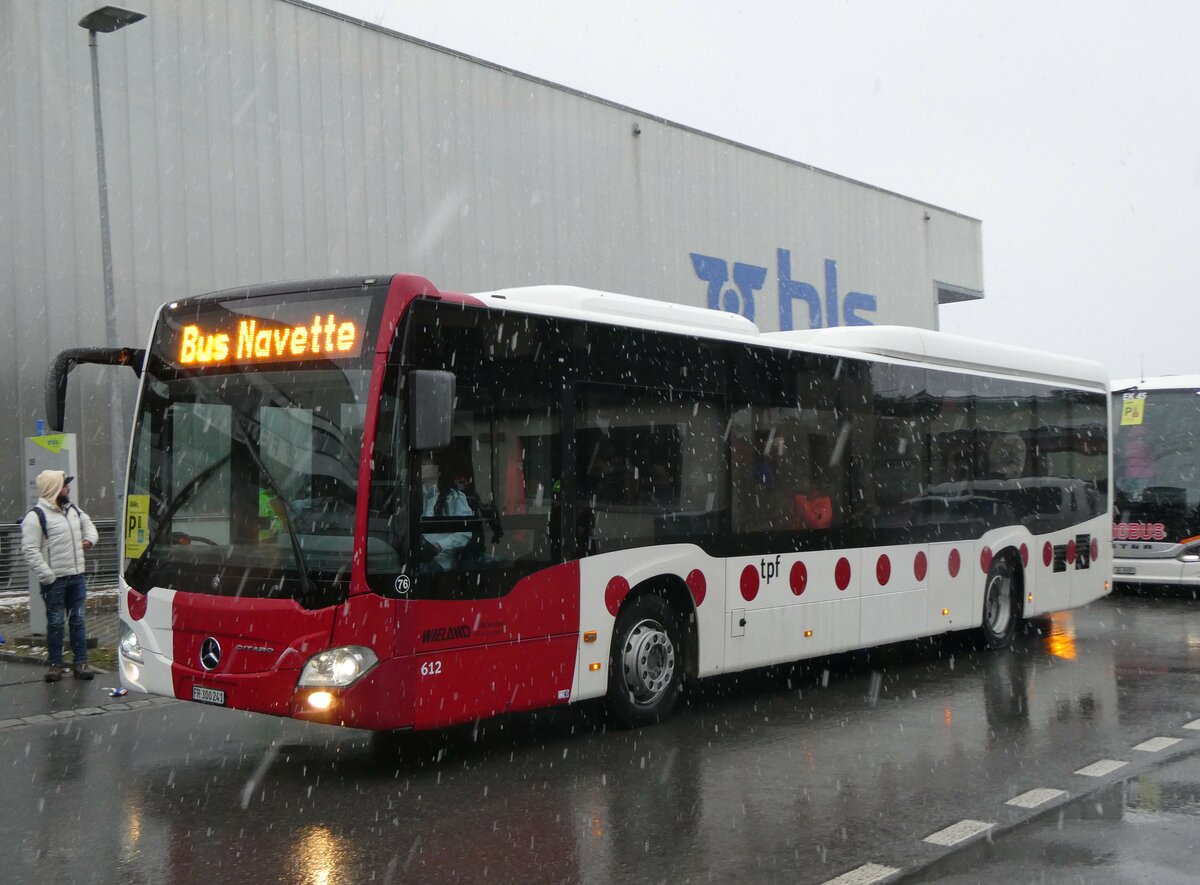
[{"x1": 420, "y1": 660, "x2": 442, "y2": 677}]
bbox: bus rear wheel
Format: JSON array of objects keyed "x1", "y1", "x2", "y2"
[
  {"x1": 980, "y1": 557, "x2": 1019, "y2": 649},
  {"x1": 607, "y1": 594, "x2": 683, "y2": 728}
]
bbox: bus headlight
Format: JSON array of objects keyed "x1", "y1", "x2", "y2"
[
  {"x1": 1178, "y1": 546, "x2": 1200, "y2": 563},
  {"x1": 118, "y1": 620, "x2": 143, "y2": 663},
  {"x1": 298, "y1": 646, "x2": 378, "y2": 687}
]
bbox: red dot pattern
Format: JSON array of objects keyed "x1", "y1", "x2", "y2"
[
  {"x1": 835, "y1": 557, "x2": 852, "y2": 591},
  {"x1": 604, "y1": 576, "x2": 631, "y2": 617},
  {"x1": 740, "y1": 565, "x2": 759, "y2": 601},
  {"x1": 980, "y1": 547, "x2": 993, "y2": 574},
  {"x1": 1043, "y1": 542, "x2": 1053, "y2": 567},
  {"x1": 948, "y1": 549, "x2": 961, "y2": 578},
  {"x1": 1019, "y1": 544, "x2": 1029, "y2": 568},
  {"x1": 876, "y1": 554, "x2": 891, "y2": 586},
  {"x1": 914, "y1": 551, "x2": 928, "y2": 582},
  {"x1": 789, "y1": 561, "x2": 808, "y2": 596},
  {"x1": 686, "y1": 569, "x2": 706, "y2": 608}
]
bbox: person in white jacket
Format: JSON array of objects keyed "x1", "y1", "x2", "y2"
[{"x1": 21, "y1": 470, "x2": 100, "y2": 682}]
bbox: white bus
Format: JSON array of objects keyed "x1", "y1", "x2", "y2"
[
  {"x1": 1113, "y1": 376, "x2": 1200, "y2": 589},
  {"x1": 56, "y1": 276, "x2": 1111, "y2": 731}
]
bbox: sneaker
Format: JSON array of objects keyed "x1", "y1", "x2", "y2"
[
  {"x1": 72, "y1": 663, "x2": 95, "y2": 681},
  {"x1": 44, "y1": 665, "x2": 63, "y2": 683}
]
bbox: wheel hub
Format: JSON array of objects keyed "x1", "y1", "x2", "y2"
[
  {"x1": 986, "y1": 573, "x2": 1012, "y2": 632},
  {"x1": 622, "y1": 618, "x2": 676, "y2": 704}
]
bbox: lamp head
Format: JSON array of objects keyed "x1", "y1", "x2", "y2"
[{"x1": 79, "y1": 6, "x2": 145, "y2": 33}]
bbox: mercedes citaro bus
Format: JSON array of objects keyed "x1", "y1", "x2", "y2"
[{"x1": 48, "y1": 274, "x2": 1111, "y2": 732}]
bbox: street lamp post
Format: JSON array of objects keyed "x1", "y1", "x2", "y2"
[{"x1": 79, "y1": 6, "x2": 145, "y2": 519}]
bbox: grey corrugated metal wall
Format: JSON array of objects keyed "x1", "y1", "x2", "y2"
[{"x1": 1, "y1": 0, "x2": 983, "y2": 523}]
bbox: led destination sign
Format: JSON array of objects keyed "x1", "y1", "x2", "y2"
[
  {"x1": 166, "y1": 293, "x2": 377, "y2": 368},
  {"x1": 179, "y1": 314, "x2": 362, "y2": 365}
]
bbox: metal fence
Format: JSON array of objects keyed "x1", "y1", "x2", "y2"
[{"x1": 0, "y1": 520, "x2": 120, "y2": 602}]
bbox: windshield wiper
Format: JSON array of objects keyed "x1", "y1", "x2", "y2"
[
  {"x1": 229, "y1": 412, "x2": 318, "y2": 605},
  {"x1": 132, "y1": 453, "x2": 232, "y2": 568}
]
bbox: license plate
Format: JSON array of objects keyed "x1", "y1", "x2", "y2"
[
  {"x1": 192, "y1": 685, "x2": 226, "y2": 705},
  {"x1": 1113, "y1": 566, "x2": 1136, "y2": 575}
]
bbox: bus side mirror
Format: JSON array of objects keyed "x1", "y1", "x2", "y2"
[{"x1": 409, "y1": 369, "x2": 455, "y2": 450}]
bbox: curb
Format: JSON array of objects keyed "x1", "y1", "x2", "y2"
[
  {"x1": 0, "y1": 646, "x2": 117, "y2": 666},
  {"x1": 0, "y1": 648, "x2": 46, "y2": 666}
]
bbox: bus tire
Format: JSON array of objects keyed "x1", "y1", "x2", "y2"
[
  {"x1": 980, "y1": 556, "x2": 1019, "y2": 650},
  {"x1": 606, "y1": 594, "x2": 683, "y2": 728}
]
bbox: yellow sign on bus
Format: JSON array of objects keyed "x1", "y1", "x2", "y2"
[
  {"x1": 125, "y1": 494, "x2": 150, "y2": 558},
  {"x1": 1120, "y1": 395, "x2": 1145, "y2": 426}
]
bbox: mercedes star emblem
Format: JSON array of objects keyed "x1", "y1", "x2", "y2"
[{"x1": 199, "y1": 637, "x2": 222, "y2": 671}]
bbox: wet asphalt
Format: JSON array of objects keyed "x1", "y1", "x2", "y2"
[{"x1": 3, "y1": 590, "x2": 1200, "y2": 884}]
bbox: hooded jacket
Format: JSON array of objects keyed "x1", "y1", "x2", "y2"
[{"x1": 21, "y1": 471, "x2": 99, "y2": 586}]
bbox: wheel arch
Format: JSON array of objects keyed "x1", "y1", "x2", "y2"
[
  {"x1": 993, "y1": 545, "x2": 1026, "y2": 619},
  {"x1": 620, "y1": 573, "x2": 699, "y2": 680}
]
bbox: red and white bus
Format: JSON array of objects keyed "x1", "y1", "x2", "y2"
[
  {"x1": 52, "y1": 274, "x2": 1111, "y2": 731},
  {"x1": 1112, "y1": 376, "x2": 1200, "y2": 589}
]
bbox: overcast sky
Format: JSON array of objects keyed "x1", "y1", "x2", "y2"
[{"x1": 314, "y1": 0, "x2": 1200, "y2": 381}]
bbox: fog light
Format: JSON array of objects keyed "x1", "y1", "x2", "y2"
[
  {"x1": 122, "y1": 660, "x2": 140, "y2": 683},
  {"x1": 307, "y1": 691, "x2": 334, "y2": 711}
]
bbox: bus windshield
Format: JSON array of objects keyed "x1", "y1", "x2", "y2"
[
  {"x1": 1114, "y1": 387, "x2": 1200, "y2": 527},
  {"x1": 123, "y1": 287, "x2": 386, "y2": 607}
]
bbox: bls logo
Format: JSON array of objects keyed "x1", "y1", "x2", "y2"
[{"x1": 690, "y1": 248, "x2": 878, "y2": 330}]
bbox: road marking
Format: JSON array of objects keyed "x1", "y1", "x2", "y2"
[
  {"x1": 1183, "y1": 719, "x2": 1200, "y2": 731},
  {"x1": 1075, "y1": 759, "x2": 1127, "y2": 777},
  {"x1": 821, "y1": 863, "x2": 900, "y2": 885},
  {"x1": 1006, "y1": 787, "x2": 1066, "y2": 808},
  {"x1": 923, "y1": 819, "x2": 993, "y2": 846},
  {"x1": 1133, "y1": 736, "x2": 1180, "y2": 752}
]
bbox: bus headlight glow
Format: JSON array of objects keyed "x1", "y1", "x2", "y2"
[
  {"x1": 307, "y1": 691, "x2": 335, "y2": 711},
  {"x1": 119, "y1": 621, "x2": 143, "y2": 663},
  {"x1": 298, "y1": 646, "x2": 378, "y2": 687}
]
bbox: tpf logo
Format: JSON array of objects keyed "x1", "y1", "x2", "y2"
[{"x1": 691, "y1": 248, "x2": 878, "y2": 330}]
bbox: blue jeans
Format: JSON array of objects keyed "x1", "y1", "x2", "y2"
[{"x1": 40, "y1": 574, "x2": 88, "y2": 667}]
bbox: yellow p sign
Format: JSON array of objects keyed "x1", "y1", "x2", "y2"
[
  {"x1": 125, "y1": 494, "x2": 150, "y2": 558},
  {"x1": 1120, "y1": 398, "x2": 1145, "y2": 426}
]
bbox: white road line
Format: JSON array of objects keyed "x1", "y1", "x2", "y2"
[
  {"x1": 1133, "y1": 736, "x2": 1181, "y2": 753},
  {"x1": 923, "y1": 819, "x2": 994, "y2": 846},
  {"x1": 1183, "y1": 719, "x2": 1200, "y2": 731},
  {"x1": 821, "y1": 863, "x2": 900, "y2": 885},
  {"x1": 1006, "y1": 787, "x2": 1067, "y2": 808},
  {"x1": 1075, "y1": 759, "x2": 1128, "y2": 777}
]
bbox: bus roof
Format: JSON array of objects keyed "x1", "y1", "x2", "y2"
[
  {"x1": 770, "y1": 326, "x2": 1108, "y2": 390},
  {"x1": 171, "y1": 278, "x2": 1106, "y2": 392},
  {"x1": 474, "y1": 285, "x2": 1107, "y2": 391},
  {"x1": 472, "y1": 284, "x2": 761, "y2": 338},
  {"x1": 1112, "y1": 375, "x2": 1200, "y2": 393}
]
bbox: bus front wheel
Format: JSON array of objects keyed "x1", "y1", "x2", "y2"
[
  {"x1": 980, "y1": 557, "x2": 1019, "y2": 650},
  {"x1": 607, "y1": 594, "x2": 683, "y2": 728}
]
